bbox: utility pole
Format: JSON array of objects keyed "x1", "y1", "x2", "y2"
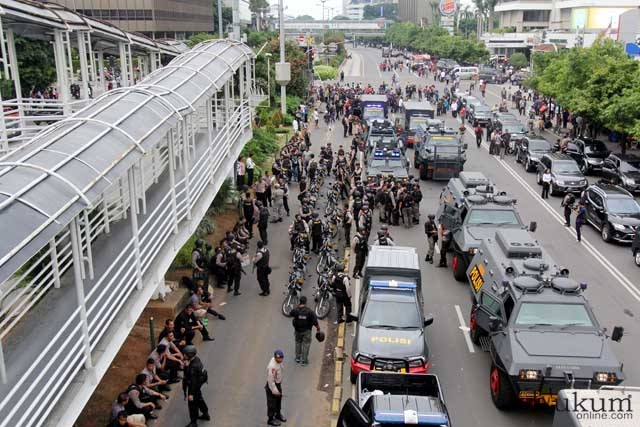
[{"x1": 275, "y1": 0, "x2": 290, "y2": 115}]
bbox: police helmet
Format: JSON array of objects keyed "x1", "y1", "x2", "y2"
[
  {"x1": 335, "y1": 264, "x2": 344, "y2": 272},
  {"x1": 313, "y1": 212, "x2": 319, "y2": 218},
  {"x1": 381, "y1": 225, "x2": 388, "y2": 231},
  {"x1": 428, "y1": 214, "x2": 436, "y2": 219},
  {"x1": 295, "y1": 214, "x2": 302, "y2": 220},
  {"x1": 195, "y1": 239, "x2": 204, "y2": 248},
  {"x1": 183, "y1": 345, "x2": 197, "y2": 359},
  {"x1": 377, "y1": 230, "x2": 385, "y2": 238},
  {"x1": 256, "y1": 201, "x2": 263, "y2": 208},
  {"x1": 205, "y1": 243, "x2": 212, "y2": 251},
  {"x1": 358, "y1": 226, "x2": 366, "y2": 233},
  {"x1": 315, "y1": 331, "x2": 326, "y2": 343}
]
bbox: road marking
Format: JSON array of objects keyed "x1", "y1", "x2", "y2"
[
  {"x1": 462, "y1": 119, "x2": 640, "y2": 303},
  {"x1": 454, "y1": 304, "x2": 475, "y2": 353}
]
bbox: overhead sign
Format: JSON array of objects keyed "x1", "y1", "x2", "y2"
[{"x1": 439, "y1": 0, "x2": 457, "y2": 17}]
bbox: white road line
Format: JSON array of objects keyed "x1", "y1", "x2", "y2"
[
  {"x1": 454, "y1": 304, "x2": 475, "y2": 353},
  {"x1": 463, "y1": 120, "x2": 640, "y2": 302}
]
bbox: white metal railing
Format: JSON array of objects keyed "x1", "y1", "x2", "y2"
[{"x1": 0, "y1": 99, "x2": 252, "y2": 427}]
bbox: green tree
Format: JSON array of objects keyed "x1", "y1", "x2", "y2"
[
  {"x1": 213, "y1": 3, "x2": 233, "y2": 33},
  {"x1": 249, "y1": 0, "x2": 269, "y2": 13},
  {"x1": 186, "y1": 33, "x2": 217, "y2": 48},
  {"x1": 294, "y1": 15, "x2": 314, "y2": 21},
  {"x1": 363, "y1": 4, "x2": 398, "y2": 21},
  {"x1": 332, "y1": 15, "x2": 351, "y2": 20},
  {"x1": 15, "y1": 36, "x2": 56, "y2": 96},
  {"x1": 509, "y1": 52, "x2": 528, "y2": 69}
]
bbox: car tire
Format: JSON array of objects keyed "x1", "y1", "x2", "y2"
[
  {"x1": 515, "y1": 151, "x2": 521, "y2": 163},
  {"x1": 419, "y1": 163, "x2": 428, "y2": 180},
  {"x1": 550, "y1": 183, "x2": 558, "y2": 197},
  {"x1": 490, "y1": 363, "x2": 517, "y2": 410},
  {"x1": 536, "y1": 171, "x2": 542, "y2": 185},
  {"x1": 350, "y1": 371, "x2": 357, "y2": 384},
  {"x1": 601, "y1": 224, "x2": 612, "y2": 243},
  {"x1": 452, "y1": 254, "x2": 468, "y2": 282},
  {"x1": 469, "y1": 306, "x2": 485, "y2": 345},
  {"x1": 635, "y1": 250, "x2": 640, "y2": 267}
]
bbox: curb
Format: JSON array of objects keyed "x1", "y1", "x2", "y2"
[{"x1": 330, "y1": 248, "x2": 351, "y2": 418}]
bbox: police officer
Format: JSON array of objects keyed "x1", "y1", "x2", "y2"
[
  {"x1": 352, "y1": 227, "x2": 369, "y2": 278},
  {"x1": 424, "y1": 214, "x2": 438, "y2": 263},
  {"x1": 310, "y1": 212, "x2": 324, "y2": 253},
  {"x1": 242, "y1": 191, "x2": 256, "y2": 238},
  {"x1": 411, "y1": 181, "x2": 422, "y2": 224},
  {"x1": 289, "y1": 214, "x2": 309, "y2": 250},
  {"x1": 299, "y1": 199, "x2": 313, "y2": 224},
  {"x1": 182, "y1": 345, "x2": 210, "y2": 427},
  {"x1": 191, "y1": 239, "x2": 206, "y2": 288},
  {"x1": 253, "y1": 240, "x2": 271, "y2": 296},
  {"x1": 352, "y1": 190, "x2": 363, "y2": 222},
  {"x1": 400, "y1": 189, "x2": 415, "y2": 228},
  {"x1": 358, "y1": 203, "x2": 373, "y2": 239},
  {"x1": 343, "y1": 205, "x2": 353, "y2": 242},
  {"x1": 257, "y1": 201, "x2": 270, "y2": 244},
  {"x1": 374, "y1": 230, "x2": 395, "y2": 246},
  {"x1": 438, "y1": 225, "x2": 452, "y2": 268},
  {"x1": 212, "y1": 244, "x2": 227, "y2": 288},
  {"x1": 289, "y1": 296, "x2": 320, "y2": 365},
  {"x1": 265, "y1": 350, "x2": 286, "y2": 426},
  {"x1": 330, "y1": 265, "x2": 352, "y2": 323},
  {"x1": 561, "y1": 193, "x2": 575, "y2": 227},
  {"x1": 225, "y1": 246, "x2": 243, "y2": 296}
]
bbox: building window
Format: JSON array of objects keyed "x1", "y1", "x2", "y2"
[{"x1": 523, "y1": 10, "x2": 550, "y2": 23}]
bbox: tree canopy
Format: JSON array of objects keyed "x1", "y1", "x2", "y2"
[
  {"x1": 332, "y1": 15, "x2": 351, "y2": 21},
  {"x1": 385, "y1": 23, "x2": 489, "y2": 64},
  {"x1": 509, "y1": 52, "x2": 528, "y2": 69},
  {"x1": 294, "y1": 15, "x2": 314, "y2": 21},
  {"x1": 528, "y1": 38, "x2": 640, "y2": 138}
]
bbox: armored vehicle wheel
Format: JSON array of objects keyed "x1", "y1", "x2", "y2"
[
  {"x1": 469, "y1": 306, "x2": 485, "y2": 345},
  {"x1": 452, "y1": 254, "x2": 468, "y2": 282},
  {"x1": 490, "y1": 363, "x2": 517, "y2": 410},
  {"x1": 419, "y1": 163, "x2": 428, "y2": 180}
]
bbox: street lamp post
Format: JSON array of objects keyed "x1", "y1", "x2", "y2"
[{"x1": 320, "y1": 0, "x2": 327, "y2": 45}]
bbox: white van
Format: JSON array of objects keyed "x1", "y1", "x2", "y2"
[{"x1": 451, "y1": 66, "x2": 479, "y2": 80}]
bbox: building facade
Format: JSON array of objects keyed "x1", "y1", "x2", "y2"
[
  {"x1": 397, "y1": 0, "x2": 435, "y2": 27},
  {"x1": 617, "y1": 8, "x2": 640, "y2": 45},
  {"x1": 495, "y1": 0, "x2": 638, "y2": 32},
  {"x1": 43, "y1": 0, "x2": 214, "y2": 39}
]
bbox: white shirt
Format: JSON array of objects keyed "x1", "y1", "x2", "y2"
[
  {"x1": 293, "y1": 120, "x2": 299, "y2": 132},
  {"x1": 246, "y1": 157, "x2": 255, "y2": 169},
  {"x1": 542, "y1": 172, "x2": 552, "y2": 183},
  {"x1": 266, "y1": 357, "x2": 283, "y2": 393}
]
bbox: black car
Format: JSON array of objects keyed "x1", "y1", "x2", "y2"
[
  {"x1": 583, "y1": 182, "x2": 640, "y2": 242},
  {"x1": 632, "y1": 229, "x2": 640, "y2": 266},
  {"x1": 536, "y1": 153, "x2": 588, "y2": 195},
  {"x1": 516, "y1": 137, "x2": 552, "y2": 172},
  {"x1": 478, "y1": 69, "x2": 507, "y2": 84},
  {"x1": 601, "y1": 153, "x2": 640, "y2": 193},
  {"x1": 564, "y1": 138, "x2": 610, "y2": 174},
  {"x1": 467, "y1": 104, "x2": 493, "y2": 126},
  {"x1": 497, "y1": 120, "x2": 528, "y2": 146}
]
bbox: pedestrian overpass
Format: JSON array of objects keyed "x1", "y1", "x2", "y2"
[
  {"x1": 283, "y1": 19, "x2": 390, "y2": 39},
  {"x1": 0, "y1": 8, "x2": 258, "y2": 426}
]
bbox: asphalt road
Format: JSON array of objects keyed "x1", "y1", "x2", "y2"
[
  {"x1": 337, "y1": 47, "x2": 640, "y2": 427},
  {"x1": 158, "y1": 126, "x2": 339, "y2": 426}
]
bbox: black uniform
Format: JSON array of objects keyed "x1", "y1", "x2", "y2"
[
  {"x1": 226, "y1": 248, "x2": 242, "y2": 294},
  {"x1": 258, "y1": 206, "x2": 270, "y2": 244},
  {"x1": 256, "y1": 247, "x2": 271, "y2": 294},
  {"x1": 331, "y1": 273, "x2": 352, "y2": 322},
  {"x1": 311, "y1": 218, "x2": 324, "y2": 253},
  {"x1": 183, "y1": 356, "x2": 209, "y2": 425},
  {"x1": 353, "y1": 233, "x2": 368, "y2": 277},
  {"x1": 242, "y1": 199, "x2": 255, "y2": 238}
]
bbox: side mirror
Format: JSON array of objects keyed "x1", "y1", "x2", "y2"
[
  {"x1": 488, "y1": 315, "x2": 502, "y2": 332},
  {"x1": 611, "y1": 326, "x2": 624, "y2": 342},
  {"x1": 529, "y1": 221, "x2": 537, "y2": 232},
  {"x1": 424, "y1": 314, "x2": 434, "y2": 327}
]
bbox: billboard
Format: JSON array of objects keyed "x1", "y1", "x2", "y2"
[
  {"x1": 571, "y1": 7, "x2": 632, "y2": 30},
  {"x1": 439, "y1": 0, "x2": 457, "y2": 17}
]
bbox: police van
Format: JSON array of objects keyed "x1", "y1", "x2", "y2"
[
  {"x1": 349, "y1": 246, "x2": 433, "y2": 383},
  {"x1": 366, "y1": 149, "x2": 409, "y2": 180}
]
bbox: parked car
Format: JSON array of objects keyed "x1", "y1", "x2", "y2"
[
  {"x1": 601, "y1": 153, "x2": 640, "y2": 193},
  {"x1": 632, "y1": 229, "x2": 640, "y2": 266},
  {"x1": 564, "y1": 138, "x2": 610, "y2": 174},
  {"x1": 516, "y1": 137, "x2": 553, "y2": 171},
  {"x1": 536, "y1": 153, "x2": 588, "y2": 195},
  {"x1": 583, "y1": 182, "x2": 640, "y2": 242}
]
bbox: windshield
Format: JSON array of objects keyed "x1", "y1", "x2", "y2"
[
  {"x1": 584, "y1": 140, "x2": 608, "y2": 153},
  {"x1": 361, "y1": 292, "x2": 422, "y2": 328},
  {"x1": 606, "y1": 198, "x2": 640, "y2": 215},
  {"x1": 429, "y1": 136, "x2": 458, "y2": 146},
  {"x1": 529, "y1": 140, "x2": 551, "y2": 152},
  {"x1": 515, "y1": 302, "x2": 594, "y2": 327},
  {"x1": 409, "y1": 114, "x2": 433, "y2": 129},
  {"x1": 370, "y1": 159, "x2": 386, "y2": 168},
  {"x1": 372, "y1": 136, "x2": 396, "y2": 147},
  {"x1": 467, "y1": 209, "x2": 521, "y2": 226},
  {"x1": 503, "y1": 124, "x2": 526, "y2": 134},
  {"x1": 474, "y1": 108, "x2": 491, "y2": 115},
  {"x1": 364, "y1": 105, "x2": 385, "y2": 119},
  {"x1": 620, "y1": 160, "x2": 640, "y2": 173},
  {"x1": 553, "y1": 161, "x2": 581, "y2": 174}
]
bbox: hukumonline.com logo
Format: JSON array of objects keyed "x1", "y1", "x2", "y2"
[{"x1": 557, "y1": 391, "x2": 634, "y2": 421}]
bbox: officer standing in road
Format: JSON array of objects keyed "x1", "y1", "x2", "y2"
[
  {"x1": 352, "y1": 227, "x2": 369, "y2": 278},
  {"x1": 424, "y1": 214, "x2": 438, "y2": 263},
  {"x1": 226, "y1": 246, "x2": 243, "y2": 296},
  {"x1": 331, "y1": 265, "x2": 352, "y2": 324},
  {"x1": 438, "y1": 225, "x2": 452, "y2": 268},
  {"x1": 374, "y1": 230, "x2": 394, "y2": 245},
  {"x1": 288, "y1": 296, "x2": 321, "y2": 365},
  {"x1": 253, "y1": 241, "x2": 271, "y2": 296},
  {"x1": 182, "y1": 345, "x2": 210, "y2": 427},
  {"x1": 265, "y1": 350, "x2": 286, "y2": 426},
  {"x1": 257, "y1": 201, "x2": 270, "y2": 245},
  {"x1": 561, "y1": 193, "x2": 575, "y2": 227},
  {"x1": 574, "y1": 200, "x2": 586, "y2": 242},
  {"x1": 310, "y1": 212, "x2": 324, "y2": 254}
]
